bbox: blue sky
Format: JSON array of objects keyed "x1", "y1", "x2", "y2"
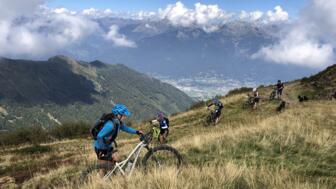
[{"x1": 46, "y1": 0, "x2": 307, "y2": 16}]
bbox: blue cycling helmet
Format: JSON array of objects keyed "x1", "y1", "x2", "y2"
[{"x1": 112, "y1": 104, "x2": 131, "y2": 116}]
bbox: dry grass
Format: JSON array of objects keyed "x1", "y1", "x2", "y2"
[{"x1": 1, "y1": 97, "x2": 335, "y2": 189}]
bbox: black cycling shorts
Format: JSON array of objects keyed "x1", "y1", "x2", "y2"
[
  {"x1": 95, "y1": 147, "x2": 116, "y2": 161},
  {"x1": 277, "y1": 89, "x2": 283, "y2": 95},
  {"x1": 160, "y1": 129, "x2": 169, "y2": 136}
]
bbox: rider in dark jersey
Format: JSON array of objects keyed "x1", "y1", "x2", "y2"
[
  {"x1": 207, "y1": 98, "x2": 224, "y2": 124},
  {"x1": 276, "y1": 80, "x2": 284, "y2": 99},
  {"x1": 157, "y1": 112, "x2": 169, "y2": 144}
]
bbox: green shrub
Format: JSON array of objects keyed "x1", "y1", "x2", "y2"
[
  {"x1": 225, "y1": 87, "x2": 252, "y2": 97},
  {"x1": 0, "y1": 122, "x2": 91, "y2": 146},
  {"x1": 0, "y1": 125, "x2": 50, "y2": 146},
  {"x1": 50, "y1": 121, "x2": 90, "y2": 139}
]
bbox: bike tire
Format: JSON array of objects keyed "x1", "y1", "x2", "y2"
[
  {"x1": 204, "y1": 114, "x2": 212, "y2": 127},
  {"x1": 211, "y1": 113, "x2": 216, "y2": 126},
  {"x1": 142, "y1": 145, "x2": 183, "y2": 170}
]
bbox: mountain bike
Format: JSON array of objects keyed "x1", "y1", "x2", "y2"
[
  {"x1": 204, "y1": 109, "x2": 216, "y2": 127},
  {"x1": 243, "y1": 95, "x2": 255, "y2": 109},
  {"x1": 269, "y1": 88, "x2": 277, "y2": 101},
  {"x1": 82, "y1": 127, "x2": 183, "y2": 180}
]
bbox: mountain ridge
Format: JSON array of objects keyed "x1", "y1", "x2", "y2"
[{"x1": 0, "y1": 56, "x2": 194, "y2": 129}]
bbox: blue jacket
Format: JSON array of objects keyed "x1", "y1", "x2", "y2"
[{"x1": 93, "y1": 119, "x2": 137, "y2": 150}]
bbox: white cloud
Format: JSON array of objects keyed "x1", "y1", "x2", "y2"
[
  {"x1": 82, "y1": 8, "x2": 98, "y2": 16},
  {"x1": 302, "y1": 0, "x2": 336, "y2": 41},
  {"x1": 158, "y1": 1, "x2": 232, "y2": 32},
  {"x1": 252, "y1": 28, "x2": 334, "y2": 68},
  {"x1": 155, "y1": 3, "x2": 289, "y2": 31},
  {"x1": 104, "y1": 9, "x2": 113, "y2": 15},
  {"x1": 81, "y1": 8, "x2": 118, "y2": 18},
  {"x1": 53, "y1": 7, "x2": 76, "y2": 15},
  {"x1": 253, "y1": 0, "x2": 335, "y2": 68},
  {"x1": 266, "y1": 6, "x2": 289, "y2": 22},
  {"x1": 0, "y1": 0, "x2": 98, "y2": 57},
  {"x1": 136, "y1": 11, "x2": 158, "y2": 20},
  {"x1": 159, "y1": 1, "x2": 194, "y2": 27},
  {"x1": 239, "y1": 6, "x2": 288, "y2": 23},
  {"x1": 239, "y1": 10, "x2": 263, "y2": 21},
  {"x1": 104, "y1": 25, "x2": 137, "y2": 48},
  {"x1": 0, "y1": 0, "x2": 43, "y2": 19}
]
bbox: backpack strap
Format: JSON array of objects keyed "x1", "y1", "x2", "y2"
[{"x1": 109, "y1": 118, "x2": 120, "y2": 147}]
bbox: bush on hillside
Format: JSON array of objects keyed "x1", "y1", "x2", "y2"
[
  {"x1": 0, "y1": 125, "x2": 50, "y2": 146},
  {"x1": 50, "y1": 121, "x2": 91, "y2": 139},
  {"x1": 226, "y1": 87, "x2": 253, "y2": 97},
  {"x1": 0, "y1": 122, "x2": 91, "y2": 146}
]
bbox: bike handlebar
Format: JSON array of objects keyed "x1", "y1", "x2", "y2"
[{"x1": 139, "y1": 131, "x2": 153, "y2": 144}]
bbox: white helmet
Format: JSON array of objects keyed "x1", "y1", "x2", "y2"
[{"x1": 253, "y1": 88, "x2": 257, "y2": 92}]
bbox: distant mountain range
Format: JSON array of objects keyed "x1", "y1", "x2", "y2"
[
  {"x1": 0, "y1": 56, "x2": 194, "y2": 129},
  {"x1": 43, "y1": 18, "x2": 317, "y2": 100},
  {"x1": 60, "y1": 19, "x2": 316, "y2": 82}
]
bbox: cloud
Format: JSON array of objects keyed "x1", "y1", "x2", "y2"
[
  {"x1": 302, "y1": 0, "x2": 336, "y2": 41},
  {"x1": 253, "y1": 0, "x2": 335, "y2": 68},
  {"x1": 266, "y1": 6, "x2": 288, "y2": 22},
  {"x1": 252, "y1": 28, "x2": 334, "y2": 68},
  {"x1": 104, "y1": 25, "x2": 137, "y2": 48},
  {"x1": 0, "y1": 0, "x2": 98, "y2": 58},
  {"x1": 82, "y1": 8, "x2": 98, "y2": 16},
  {"x1": 0, "y1": 0, "x2": 43, "y2": 19},
  {"x1": 239, "y1": 6, "x2": 288, "y2": 23},
  {"x1": 53, "y1": 7, "x2": 76, "y2": 15},
  {"x1": 239, "y1": 10, "x2": 263, "y2": 21},
  {"x1": 158, "y1": 1, "x2": 232, "y2": 32},
  {"x1": 159, "y1": 1, "x2": 194, "y2": 27},
  {"x1": 136, "y1": 11, "x2": 158, "y2": 20}
]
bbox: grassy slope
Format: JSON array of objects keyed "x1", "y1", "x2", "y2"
[{"x1": 0, "y1": 82, "x2": 335, "y2": 189}]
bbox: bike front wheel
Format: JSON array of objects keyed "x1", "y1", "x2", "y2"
[
  {"x1": 142, "y1": 145, "x2": 183, "y2": 170},
  {"x1": 204, "y1": 113, "x2": 215, "y2": 127}
]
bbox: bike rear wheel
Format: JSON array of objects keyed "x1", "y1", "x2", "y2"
[{"x1": 142, "y1": 145, "x2": 183, "y2": 170}]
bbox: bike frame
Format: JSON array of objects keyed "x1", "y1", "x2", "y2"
[{"x1": 103, "y1": 140, "x2": 148, "y2": 180}]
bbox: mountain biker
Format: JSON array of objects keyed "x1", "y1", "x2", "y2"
[
  {"x1": 207, "y1": 98, "x2": 223, "y2": 124},
  {"x1": 276, "y1": 80, "x2": 284, "y2": 99},
  {"x1": 156, "y1": 112, "x2": 169, "y2": 144},
  {"x1": 93, "y1": 104, "x2": 144, "y2": 176},
  {"x1": 252, "y1": 88, "x2": 260, "y2": 109}
]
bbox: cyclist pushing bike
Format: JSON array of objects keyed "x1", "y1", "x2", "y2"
[
  {"x1": 93, "y1": 104, "x2": 144, "y2": 177},
  {"x1": 206, "y1": 98, "x2": 223, "y2": 125}
]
